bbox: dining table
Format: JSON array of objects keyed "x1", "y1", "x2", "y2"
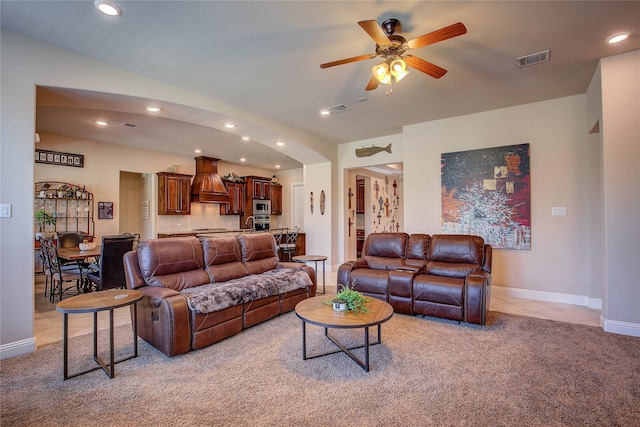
[{"x1": 57, "y1": 246, "x2": 101, "y2": 293}]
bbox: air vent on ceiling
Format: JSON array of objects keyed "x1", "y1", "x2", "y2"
[
  {"x1": 327, "y1": 104, "x2": 350, "y2": 113},
  {"x1": 121, "y1": 122, "x2": 138, "y2": 128},
  {"x1": 517, "y1": 50, "x2": 550, "y2": 68}
]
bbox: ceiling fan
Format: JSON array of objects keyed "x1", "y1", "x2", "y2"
[{"x1": 320, "y1": 19, "x2": 467, "y2": 91}]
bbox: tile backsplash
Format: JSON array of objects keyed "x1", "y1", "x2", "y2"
[{"x1": 157, "y1": 202, "x2": 240, "y2": 232}]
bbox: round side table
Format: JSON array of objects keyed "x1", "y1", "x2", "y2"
[
  {"x1": 292, "y1": 255, "x2": 327, "y2": 294},
  {"x1": 56, "y1": 289, "x2": 142, "y2": 380}
]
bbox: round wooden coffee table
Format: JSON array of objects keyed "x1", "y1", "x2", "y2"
[
  {"x1": 56, "y1": 289, "x2": 143, "y2": 380},
  {"x1": 294, "y1": 295, "x2": 393, "y2": 372}
]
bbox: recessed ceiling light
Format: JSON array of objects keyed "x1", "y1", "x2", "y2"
[
  {"x1": 194, "y1": 149, "x2": 202, "y2": 154},
  {"x1": 224, "y1": 123, "x2": 235, "y2": 129},
  {"x1": 146, "y1": 106, "x2": 160, "y2": 112},
  {"x1": 320, "y1": 109, "x2": 330, "y2": 116},
  {"x1": 242, "y1": 136, "x2": 250, "y2": 141},
  {"x1": 607, "y1": 32, "x2": 630, "y2": 44},
  {"x1": 96, "y1": 120, "x2": 108, "y2": 126},
  {"x1": 275, "y1": 165, "x2": 281, "y2": 169},
  {"x1": 240, "y1": 158, "x2": 246, "y2": 162},
  {"x1": 94, "y1": 0, "x2": 121, "y2": 16},
  {"x1": 276, "y1": 142, "x2": 285, "y2": 147}
]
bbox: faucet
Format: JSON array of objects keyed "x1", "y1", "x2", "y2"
[{"x1": 245, "y1": 216, "x2": 255, "y2": 232}]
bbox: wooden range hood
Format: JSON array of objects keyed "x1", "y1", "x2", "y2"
[{"x1": 191, "y1": 156, "x2": 230, "y2": 204}]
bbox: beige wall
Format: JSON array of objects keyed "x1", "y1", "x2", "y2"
[
  {"x1": 403, "y1": 95, "x2": 591, "y2": 299},
  {"x1": 599, "y1": 51, "x2": 640, "y2": 330}
]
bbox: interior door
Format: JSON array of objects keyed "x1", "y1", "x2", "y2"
[{"x1": 292, "y1": 183, "x2": 304, "y2": 230}]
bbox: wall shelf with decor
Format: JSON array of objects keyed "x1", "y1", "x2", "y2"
[{"x1": 34, "y1": 181, "x2": 95, "y2": 239}]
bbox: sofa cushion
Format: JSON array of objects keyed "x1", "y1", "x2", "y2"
[
  {"x1": 362, "y1": 233, "x2": 408, "y2": 270},
  {"x1": 137, "y1": 236, "x2": 210, "y2": 290},
  {"x1": 426, "y1": 234, "x2": 484, "y2": 278},
  {"x1": 405, "y1": 234, "x2": 429, "y2": 268},
  {"x1": 181, "y1": 268, "x2": 312, "y2": 313},
  {"x1": 350, "y1": 269, "x2": 390, "y2": 296},
  {"x1": 413, "y1": 274, "x2": 464, "y2": 306},
  {"x1": 428, "y1": 234, "x2": 484, "y2": 264},
  {"x1": 201, "y1": 236, "x2": 248, "y2": 283},
  {"x1": 236, "y1": 233, "x2": 278, "y2": 275}
]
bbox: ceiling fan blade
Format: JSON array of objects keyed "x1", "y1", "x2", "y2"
[
  {"x1": 365, "y1": 76, "x2": 379, "y2": 91},
  {"x1": 358, "y1": 20, "x2": 392, "y2": 46},
  {"x1": 404, "y1": 55, "x2": 448, "y2": 79},
  {"x1": 320, "y1": 54, "x2": 374, "y2": 69},
  {"x1": 406, "y1": 22, "x2": 467, "y2": 49}
]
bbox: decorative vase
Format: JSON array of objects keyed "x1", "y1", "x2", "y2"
[{"x1": 332, "y1": 299, "x2": 347, "y2": 312}]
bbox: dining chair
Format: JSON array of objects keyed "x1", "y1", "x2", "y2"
[
  {"x1": 279, "y1": 228, "x2": 299, "y2": 262},
  {"x1": 56, "y1": 231, "x2": 87, "y2": 268},
  {"x1": 56, "y1": 231, "x2": 83, "y2": 248},
  {"x1": 41, "y1": 238, "x2": 83, "y2": 302},
  {"x1": 270, "y1": 228, "x2": 287, "y2": 259},
  {"x1": 122, "y1": 232, "x2": 141, "y2": 249},
  {"x1": 86, "y1": 234, "x2": 136, "y2": 291},
  {"x1": 38, "y1": 237, "x2": 54, "y2": 298}
]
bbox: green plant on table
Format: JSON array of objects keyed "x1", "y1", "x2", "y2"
[
  {"x1": 35, "y1": 208, "x2": 56, "y2": 232},
  {"x1": 325, "y1": 281, "x2": 371, "y2": 314}
]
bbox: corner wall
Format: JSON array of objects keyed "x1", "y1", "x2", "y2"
[{"x1": 599, "y1": 50, "x2": 640, "y2": 332}]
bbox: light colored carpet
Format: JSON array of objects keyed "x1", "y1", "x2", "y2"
[{"x1": 1, "y1": 310, "x2": 639, "y2": 426}]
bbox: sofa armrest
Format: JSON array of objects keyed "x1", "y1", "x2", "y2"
[
  {"x1": 136, "y1": 286, "x2": 191, "y2": 357},
  {"x1": 276, "y1": 262, "x2": 317, "y2": 296},
  {"x1": 337, "y1": 260, "x2": 368, "y2": 290},
  {"x1": 464, "y1": 271, "x2": 492, "y2": 325}
]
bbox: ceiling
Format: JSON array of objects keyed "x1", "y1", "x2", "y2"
[{"x1": 2, "y1": 1, "x2": 639, "y2": 171}]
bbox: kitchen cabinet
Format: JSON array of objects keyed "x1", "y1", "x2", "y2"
[
  {"x1": 356, "y1": 179, "x2": 365, "y2": 214},
  {"x1": 252, "y1": 179, "x2": 271, "y2": 200},
  {"x1": 157, "y1": 172, "x2": 192, "y2": 215},
  {"x1": 270, "y1": 183, "x2": 282, "y2": 215},
  {"x1": 220, "y1": 180, "x2": 246, "y2": 215}
]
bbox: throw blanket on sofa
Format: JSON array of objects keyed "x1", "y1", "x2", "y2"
[{"x1": 181, "y1": 268, "x2": 312, "y2": 314}]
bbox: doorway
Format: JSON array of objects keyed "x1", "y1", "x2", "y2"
[{"x1": 119, "y1": 171, "x2": 145, "y2": 237}]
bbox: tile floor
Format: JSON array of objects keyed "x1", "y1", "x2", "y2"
[{"x1": 34, "y1": 269, "x2": 601, "y2": 348}]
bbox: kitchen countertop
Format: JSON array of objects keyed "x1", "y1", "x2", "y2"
[{"x1": 157, "y1": 229, "x2": 268, "y2": 238}]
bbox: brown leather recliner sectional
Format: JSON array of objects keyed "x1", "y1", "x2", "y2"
[
  {"x1": 337, "y1": 233, "x2": 492, "y2": 325},
  {"x1": 124, "y1": 232, "x2": 316, "y2": 357}
]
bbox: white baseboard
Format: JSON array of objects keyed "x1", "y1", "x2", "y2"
[
  {"x1": 602, "y1": 317, "x2": 640, "y2": 337},
  {"x1": 492, "y1": 285, "x2": 602, "y2": 309},
  {"x1": 492, "y1": 285, "x2": 640, "y2": 337},
  {"x1": 0, "y1": 337, "x2": 36, "y2": 360}
]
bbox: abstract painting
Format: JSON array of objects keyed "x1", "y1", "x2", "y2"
[{"x1": 441, "y1": 143, "x2": 530, "y2": 249}]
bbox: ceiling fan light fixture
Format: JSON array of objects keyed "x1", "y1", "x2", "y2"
[
  {"x1": 390, "y1": 58, "x2": 409, "y2": 82},
  {"x1": 373, "y1": 63, "x2": 391, "y2": 84}
]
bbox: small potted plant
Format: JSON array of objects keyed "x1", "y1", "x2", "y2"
[
  {"x1": 327, "y1": 282, "x2": 370, "y2": 314},
  {"x1": 35, "y1": 208, "x2": 56, "y2": 240}
]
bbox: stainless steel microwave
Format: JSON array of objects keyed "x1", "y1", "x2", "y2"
[{"x1": 253, "y1": 200, "x2": 271, "y2": 214}]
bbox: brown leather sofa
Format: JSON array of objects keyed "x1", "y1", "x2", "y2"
[
  {"x1": 124, "y1": 232, "x2": 316, "y2": 357},
  {"x1": 337, "y1": 233, "x2": 492, "y2": 325}
]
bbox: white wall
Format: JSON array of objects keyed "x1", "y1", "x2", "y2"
[
  {"x1": 599, "y1": 51, "x2": 640, "y2": 331},
  {"x1": 303, "y1": 162, "x2": 335, "y2": 267}
]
